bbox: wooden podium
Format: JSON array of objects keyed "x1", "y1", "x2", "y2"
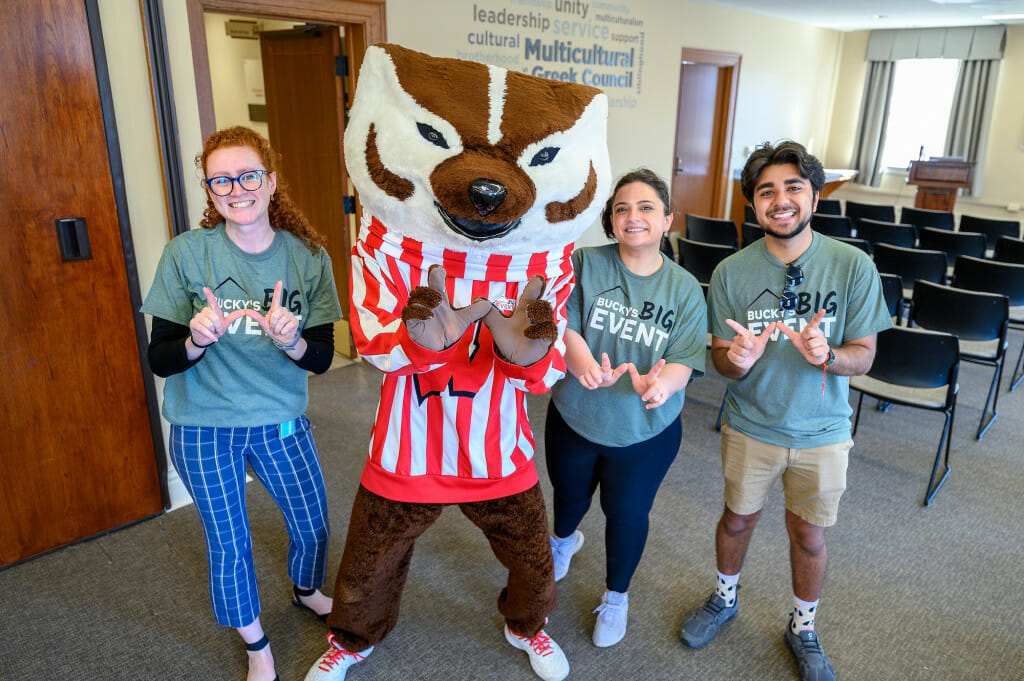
[{"x1": 907, "y1": 159, "x2": 974, "y2": 212}]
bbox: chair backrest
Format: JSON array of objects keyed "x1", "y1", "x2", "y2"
[
  {"x1": 994, "y1": 235, "x2": 1024, "y2": 265},
  {"x1": 900, "y1": 206, "x2": 955, "y2": 231},
  {"x1": 743, "y1": 205, "x2": 756, "y2": 224},
  {"x1": 815, "y1": 197, "x2": 842, "y2": 215},
  {"x1": 911, "y1": 280, "x2": 1009, "y2": 343},
  {"x1": 952, "y1": 255, "x2": 1024, "y2": 307},
  {"x1": 660, "y1": 233, "x2": 676, "y2": 261},
  {"x1": 845, "y1": 200, "x2": 895, "y2": 224},
  {"x1": 676, "y1": 237, "x2": 736, "y2": 284},
  {"x1": 857, "y1": 218, "x2": 917, "y2": 248},
  {"x1": 834, "y1": 236, "x2": 872, "y2": 255},
  {"x1": 867, "y1": 326, "x2": 959, "y2": 395},
  {"x1": 811, "y1": 213, "x2": 853, "y2": 238},
  {"x1": 918, "y1": 227, "x2": 986, "y2": 263},
  {"x1": 684, "y1": 214, "x2": 739, "y2": 248},
  {"x1": 878, "y1": 272, "x2": 905, "y2": 320},
  {"x1": 960, "y1": 214, "x2": 1021, "y2": 251},
  {"x1": 872, "y1": 243, "x2": 947, "y2": 290},
  {"x1": 740, "y1": 222, "x2": 763, "y2": 249}
]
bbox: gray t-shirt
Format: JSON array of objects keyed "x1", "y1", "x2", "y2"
[
  {"x1": 552, "y1": 244, "x2": 707, "y2": 447},
  {"x1": 707, "y1": 233, "x2": 892, "y2": 448},
  {"x1": 141, "y1": 224, "x2": 343, "y2": 427}
]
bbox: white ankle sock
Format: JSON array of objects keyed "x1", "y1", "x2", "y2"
[
  {"x1": 792, "y1": 596, "x2": 818, "y2": 632},
  {"x1": 716, "y1": 571, "x2": 739, "y2": 607}
]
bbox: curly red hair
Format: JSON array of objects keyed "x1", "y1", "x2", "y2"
[{"x1": 196, "y1": 126, "x2": 326, "y2": 253}]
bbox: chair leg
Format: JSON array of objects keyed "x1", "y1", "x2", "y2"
[
  {"x1": 852, "y1": 392, "x2": 865, "y2": 435},
  {"x1": 924, "y1": 409, "x2": 954, "y2": 506},
  {"x1": 1011, "y1": 341, "x2": 1024, "y2": 392},
  {"x1": 976, "y1": 360, "x2": 1003, "y2": 439},
  {"x1": 714, "y1": 391, "x2": 726, "y2": 432}
]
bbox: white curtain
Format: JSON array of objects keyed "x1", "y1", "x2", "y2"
[
  {"x1": 850, "y1": 61, "x2": 895, "y2": 188},
  {"x1": 945, "y1": 59, "x2": 999, "y2": 197}
]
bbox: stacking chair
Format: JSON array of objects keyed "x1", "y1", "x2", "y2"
[
  {"x1": 879, "y1": 273, "x2": 906, "y2": 325},
  {"x1": 811, "y1": 213, "x2": 853, "y2": 238},
  {"x1": 684, "y1": 214, "x2": 739, "y2": 248},
  {"x1": 834, "y1": 236, "x2": 872, "y2": 255},
  {"x1": 872, "y1": 243, "x2": 947, "y2": 301},
  {"x1": 744, "y1": 204, "x2": 756, "y2": 225},
  {"x1": 960, "y1": 214, "x2": 1020, "y2": 255},
  {"x1": 910, "y1": 280, "x2": 1009, "y2": 439},
  {"x1": 952, "y1": 255, "x2": 1024, "y2": 392},
  {"x1": 994, "y1": 235, "x2": 1024, "y2": 265},
  {"x1": 900, "y1": 206, "x2": 955, "y2": 232},
  {"x1": 845, "y1": 200, "x2": 895, "y2": 224},
  {"x1": 660, "y1": 234, "x2": 676, "y2": 262},
  {"x1": 917, "y1": 227, "x2": 986, "y2": 280},
  {"x1": 816, "y1": 197, "x2": 842, "y2": 215},
  {"x1": 856, "y1": 218, "x2": 917, "y2": 249},
  {"x1": 850, "y1": 326, "x2": 960, "y2": 506},
  {"x1": 676, "y1": 237, "x2": 736, "y2": 285},
  {"x1": 741, "y1": 222, "x2": 763, "y2": 249}
]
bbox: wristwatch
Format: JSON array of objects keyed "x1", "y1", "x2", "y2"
[{"x1": 822, "y1": 348, "x2": 836, "y2": 367}]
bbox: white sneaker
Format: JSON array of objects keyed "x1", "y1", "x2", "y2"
[
  {"x1": 550, "y1": 531, "x2": 584, "y2": 582},
  {"x1": 592, "y1": 590, "x2": 628, "y2": 647},
  {"x1": 504, "y1": 623, "x2": 570, "y2": 681},
  {"x1": 303, "y1": 633, "x2": 373, "y2": 681}
]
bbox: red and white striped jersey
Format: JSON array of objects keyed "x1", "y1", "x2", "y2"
[{"x1": 350, "y1": 216, "x2": 575, "y2": 503}]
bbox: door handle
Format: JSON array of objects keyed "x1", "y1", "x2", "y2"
[
  {"x1": 675, "y1": 156, "x2": 684, "y2": 175},
  {"x1": 56, "y1": 217, "x2": 92, "y2": 261}
]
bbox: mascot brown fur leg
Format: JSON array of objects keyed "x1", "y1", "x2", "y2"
[
  {"x1": 326, "y1": 486, "x2": 443, "y2": 651},
  {"x1": 459, "y1": 484, "x2": 556, "y2": 637}
]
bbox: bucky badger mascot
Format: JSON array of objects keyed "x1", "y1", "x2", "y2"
[{"x1": 306, "y1": 44, "x2": 610, "y2": 681}]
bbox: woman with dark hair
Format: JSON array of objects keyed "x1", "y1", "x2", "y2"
[
  {"x1": 141, "y1": 126, "x2": 343, "y2": 681},
  {"x1": 545, "y1": 168, "x2": 707, "y2": 647}
]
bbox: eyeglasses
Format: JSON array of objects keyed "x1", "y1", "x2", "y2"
[
  {"x1": 779, "y1": 264, "x2": 804, "y2": 311},
  {"x1": 204, "y1": 170, "x2": 269, "y2": 196}
]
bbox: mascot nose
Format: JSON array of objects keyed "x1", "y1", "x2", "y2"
[{"x1": 469, "y1": 179, "x2": 507, "y2": 218}]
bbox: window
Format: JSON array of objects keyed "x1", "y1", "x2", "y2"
[{"x1": 879, "y1": 59, "x2": 960, "y2": 169}]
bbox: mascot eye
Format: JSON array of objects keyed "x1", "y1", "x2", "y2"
[
  {"x1": 416, "y1": 122, "x2": 449, "y2": 149},
  {"x1": 529, "y1": 146, "x2": 560, "y2": 167}
]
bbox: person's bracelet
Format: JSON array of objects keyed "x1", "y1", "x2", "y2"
[
  {"x1": 273, "y1": 335, "x2": 301, "y2": 352},
  {"x1": 190, "y1": 335, "x2": 214, "y2": 349}
]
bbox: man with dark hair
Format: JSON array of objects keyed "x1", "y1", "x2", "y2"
[{"x1": 678, "y1": 141, "x2": 891, "y2": 681}]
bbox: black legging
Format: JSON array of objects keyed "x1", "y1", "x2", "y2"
[{"x1": 544, "y1": 401, "x2": 682, "y2": 592}]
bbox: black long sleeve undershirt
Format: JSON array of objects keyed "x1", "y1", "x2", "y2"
[{"x1": 147, "y1": 317, "x2": 336, "y2": 377}]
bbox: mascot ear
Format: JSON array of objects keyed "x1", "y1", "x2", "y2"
[{"x1": 344, "y1": 43, "x2": 611, "y2": 256}]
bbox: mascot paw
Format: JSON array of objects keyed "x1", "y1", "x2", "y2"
[
  {"x1": 401, "y1": 265, "x2": 491, "y2": 351},
  {"x1": 483, "y1": 275, "x2": 556, "y2": 366}
]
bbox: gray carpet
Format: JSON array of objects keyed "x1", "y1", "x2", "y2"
[{"x1": 2, "y1": 347, "x2": 1023, "y2": 681}]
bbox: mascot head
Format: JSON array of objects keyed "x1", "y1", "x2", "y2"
[{"x1": 344, "y1": 43, "x2": 611, "y2": 256}]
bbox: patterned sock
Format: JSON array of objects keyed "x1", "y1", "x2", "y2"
[
  {"x1": 791, "y1": 596, "x2": 819, "y2": 633},
  {"x1": 716, "y1": 571, "x2": 739, "y2": 607}
]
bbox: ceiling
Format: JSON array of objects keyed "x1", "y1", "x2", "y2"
[{"x1": 693, "y1": 0, "x2": 1024, "y2": 31}]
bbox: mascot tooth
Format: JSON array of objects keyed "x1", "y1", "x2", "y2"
[{"x1": 305, "y1": 43, "x2": 610, "y2": 681}]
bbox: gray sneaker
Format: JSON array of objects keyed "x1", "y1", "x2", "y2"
[
  {"x1": 679, "y1": 590, "x2": 738, "y2": 648},
  {"x1": 550, "y1": 531, "x2": 584, "y2": 582},
  {"x1": 784, "y1": 621, "x2": 836, "y2": 681}
]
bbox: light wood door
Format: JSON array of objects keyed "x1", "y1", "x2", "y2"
[
  {"x1": 260, "y1": 27, "x2": 353, "y2": 356},
  {"x1": 0, "y1": 0, "x2": 163, "y2": 566},
  {"x1": 671, "y1": 49, "x2": 741, "y2": 235}
]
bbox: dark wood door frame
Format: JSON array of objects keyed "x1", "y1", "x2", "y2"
[{"x1": 674, "y1": 48, "x2": 740, "y2": 220}]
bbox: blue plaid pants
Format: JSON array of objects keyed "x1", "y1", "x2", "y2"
[{"x1": 169, "y1": 415, "x2": 330, "y2": 628}]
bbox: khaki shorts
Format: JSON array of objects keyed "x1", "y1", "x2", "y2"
[{"x1": 720, "y1": 424, "x2": 852, "y2": 527}]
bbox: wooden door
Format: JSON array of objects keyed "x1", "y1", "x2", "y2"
[
  {"x1": 260, "y1": 27, "x2": 353, "y2": 356},
  {"x1": 671, "y1": 49, "x2": 741, "y2": 234},
  {"x1": 0, "y1": 0, "x2": 163, "y2": 566}
]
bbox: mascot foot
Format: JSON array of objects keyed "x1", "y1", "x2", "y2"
[
  {"x1": 304, "y1": 633, "x2": 372, "y2": 681},
  {"x1": 504, "y1": 623, "x2": 569, "y2": 681}
]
